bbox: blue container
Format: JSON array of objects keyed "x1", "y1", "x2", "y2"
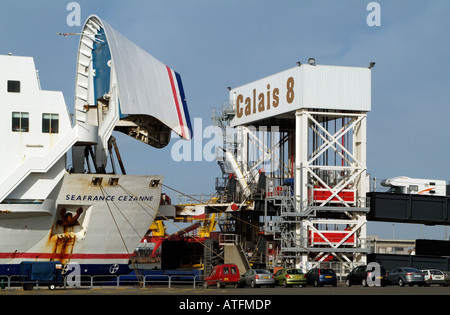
[{"x1": 20, "y1": 261, "x2": 64, "y2": 290}]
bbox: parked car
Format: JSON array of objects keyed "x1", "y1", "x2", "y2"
[
  {"x1": 443, "y1": 271, "x2": 450, "y2": 286},
  {"x1": 273, "y1": 268, "x2": 307, "y2": 287},
  {"x1": 239, "y1": 269, "x2": 275, "y2": 288},
  {"x1": 306, "y1": 268, "x2": 337, "y2": 287},
  {"x1": 345, "y1": 264, "x2": 388, "y2": 287},
  {"x1": 204, "y1": 264, "x2": 240, "y2": 289},
  {"x1": 421, "y1": 269, "x2": 446, "y2": 286},
  {"x1": 387, "y1": 267, "x2": 425, "y2": 287}
]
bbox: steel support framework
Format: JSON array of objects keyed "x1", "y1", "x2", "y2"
[
  {"x1": 212, "y1": 102, "x2": 370, "y2": 273},
  {"x1": 288, "y1": 109, "x2": 369, "y2": 271}
]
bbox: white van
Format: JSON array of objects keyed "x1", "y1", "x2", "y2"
[{"x1": 381, "y1": 176, "x2": 446, "y2": 196}]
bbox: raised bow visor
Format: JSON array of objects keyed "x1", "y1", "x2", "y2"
[{"x1": 74, "y1": 15, "x2": 192, "y2": 151}]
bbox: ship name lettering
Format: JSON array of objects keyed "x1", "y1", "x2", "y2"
[{"x1": 65, "y1": 194, "x2": 154, "y2": 202}]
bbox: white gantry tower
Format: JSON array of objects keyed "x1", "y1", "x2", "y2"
[{"x1": 217, "y1": 60, "x2": 372, "y2": 272}]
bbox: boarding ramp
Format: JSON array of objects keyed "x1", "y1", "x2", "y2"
[
  {"x1": 220, "y1": 234, "x2": 251, "y2": 274},
  {"x1": 367, "y1": 192, "x2": 450, "y2": 225}
]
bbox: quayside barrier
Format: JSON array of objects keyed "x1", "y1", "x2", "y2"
[
  {"x1": 0, "y1": 274, "x2": 205, "y2": 290},
  {"x1": 0, "y1": 261, "x2": 363, "y2": 290}
]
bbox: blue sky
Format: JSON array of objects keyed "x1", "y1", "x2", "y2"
[{"x1": 1, "y1": 0, "x2": 450, "y2": 240}]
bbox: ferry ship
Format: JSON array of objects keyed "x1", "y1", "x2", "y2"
[{"x1": 0, "y1": 15, "x2": 191, "y2": 276}]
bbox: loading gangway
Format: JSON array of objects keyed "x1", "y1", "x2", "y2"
[{"x1": 367, "y1": 192, "x2": 450, "y2": 226}]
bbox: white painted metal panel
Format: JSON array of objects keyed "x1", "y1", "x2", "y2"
[
  {"x1": 74, "y1": 15, "x2": 192, "y2": 144},
  {"x1": 302, "y1": 65, "x2": 371, "y2": 112},
  {"x1": 100, "y1": 17, "x2": 192, "y2": 140},
  {"x1": 230, "y1": 64, "x2": 371, "y2": 127},
  {"x1": 0, "y1": 55, "x2": 77, "y2": 202}
]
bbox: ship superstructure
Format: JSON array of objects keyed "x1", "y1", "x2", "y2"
[{"x1": 0, "y1": 15, "x2": 191, "y2": 276}]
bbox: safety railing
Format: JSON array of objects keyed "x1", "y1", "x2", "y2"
[
  {"x1": 219, "y1": 233, "x2": 240, "y2": 246},
  {"x1": 169, "y1": 193, "x2": 217, "y2": 206},
  {"x1": 0, "y1": 274, "x2": 205, "y2": 290}
]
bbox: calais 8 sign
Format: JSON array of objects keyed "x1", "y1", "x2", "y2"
[
  {"x1": 230, "y1": 64, "x2": 371, "y2": 127},
  {"x1": 230, "y1": 66, "x2": 301, "y2": 127},
  {"x1": 235, "y1": 77, "x2": 295, "y2": 118}
]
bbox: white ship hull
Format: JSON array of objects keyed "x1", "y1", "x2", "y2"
[
  {"x1": 0, "y1": 173, "x2": 161, "y2": 272},
  {"x1": 0, "y1": 15, "x2": 192, "y2": 276}
]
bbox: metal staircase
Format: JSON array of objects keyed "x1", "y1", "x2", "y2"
[{"x1": 265, "y1": 185, "x2": 308, "y2": 264}]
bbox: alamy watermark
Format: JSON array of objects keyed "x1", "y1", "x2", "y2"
[
  {"x1": 66, "y1": 2, "x2": 381, "y2": 29},
  {"x1": 367, "y1": 2, "x2": 381, "y2": 27},
  {"x1": 171, "y1": 118, "x2": 281, "y2": 171},
  {"x1": 63, "y1": 262, "x2": 81, "y2": 287},
  {"x1": 66, "y1": 2, "x2": 81, "y2": 27},
  {"x1": 366, "y1": 262, "x2": 383, "y2": 286}
]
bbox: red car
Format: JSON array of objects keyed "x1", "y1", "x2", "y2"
[{"x1": 204, "y1": 264, "x2": 240, "y2": 288}]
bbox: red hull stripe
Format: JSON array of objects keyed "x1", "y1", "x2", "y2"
[
  {"x1": 0, "y1": 253, "x2": 130, "y2": 260},
  {"x1": 166, "y1": 65, "x2": 186, "y2": 139}
]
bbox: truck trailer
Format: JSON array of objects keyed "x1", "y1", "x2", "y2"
[{"x1": 20, "y1": 261, "x2": 64, "y2": 290}]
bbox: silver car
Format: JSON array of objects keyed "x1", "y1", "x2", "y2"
[
  {"x1": 239, "y1": 269, "x2": 275, "y2": 288},
  {"x1": 388, "y1": 267, "x2": 425, "y2": 287}
]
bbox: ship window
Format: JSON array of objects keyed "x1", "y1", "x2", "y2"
[
  {"x1": 12, "y1": 112, "x2": 29, "y2": 132},
  {"x1": 7, "y1": 80, "x2": 20, "y2": 93},
  {"x1": 42, "y1": 113, "x2": 59, "y2": 134}
]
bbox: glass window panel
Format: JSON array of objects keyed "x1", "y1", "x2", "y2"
[
  {"x1": 42, "y1": 114, "x2": 50, "y2": 133},
  {"x1": 7, "y1": 80, "x2": 20, "y2": 93},
  {"x1": 12, "y1": 112, "x2": 29, "y2": 132},
  {"x1": 42, "y1": 113, "x2": 59, "y2": 134},
  {"x1": 51, "y1": 114, "x2": 59, "y2": 133},
  {"x1": 21, "y1": 113, "x2": 29, "y2": 132},
  {"x1": 12, "y1": 112, "x2": 20, "y2": 132}
]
